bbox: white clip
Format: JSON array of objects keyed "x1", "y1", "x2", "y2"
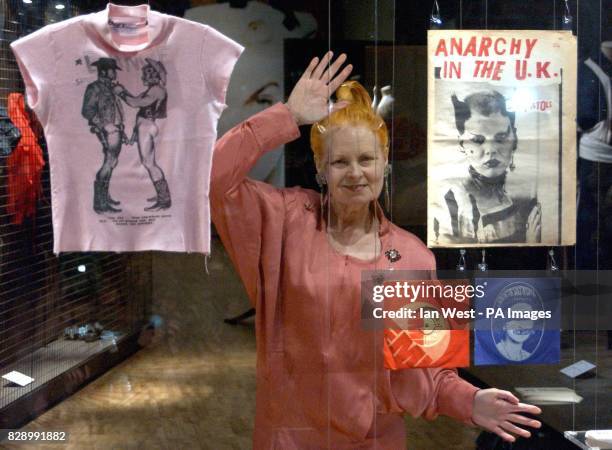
[
  {"x1": 478, "y1": 249, "x2": 488, "y2": 272},
  {"x1": 562, "y1": 0, "x2": 573, "y2": 30},
  {"x1": 456, "y1": 249, "x2": 467, "y2": 272},
  {"x1": 430, "y1": 0, "x2": 442, "y2": 29},
  {"x1": 548, "y1": 248, "x2": 559, "y2": 271}
]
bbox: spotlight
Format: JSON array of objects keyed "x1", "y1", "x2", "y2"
[
  {"x1": 55, "y1": 3, "x2": 65, "y2": 10},
  {"x1": 22, "y1": 0, "x2": 33, "y2": 4}
]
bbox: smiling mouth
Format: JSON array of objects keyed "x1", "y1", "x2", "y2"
[
  {"x1": 343, "y1": 184, "x2": 368, "y2": 192},
  {"x1": 483, "y1": 159, "x2": 501, "y2": 168}
]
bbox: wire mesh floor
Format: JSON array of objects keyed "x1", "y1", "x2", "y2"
[{"x1": 0, "y1": 334, "x2": 124, "y2": 410}]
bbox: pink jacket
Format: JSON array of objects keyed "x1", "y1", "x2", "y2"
[{"x1": 211, "y1": 102, "x2": 479, "y2": 449}]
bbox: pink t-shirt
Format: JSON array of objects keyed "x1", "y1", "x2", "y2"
[{"x1": 11, "y1": 4, "x2": 243, "y2": 254}]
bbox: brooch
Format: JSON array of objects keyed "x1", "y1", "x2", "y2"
[{"x1": 385, "y1": 248, "x2": 401, "y2": 263}]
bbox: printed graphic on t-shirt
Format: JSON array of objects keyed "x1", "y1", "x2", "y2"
[{"x1": 80, "y1": 56, "x2": 171, "y2": 215}]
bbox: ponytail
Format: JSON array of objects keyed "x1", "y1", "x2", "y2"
[{"x1": 310, "y1": 81, "x2": 389, "y2": 170}]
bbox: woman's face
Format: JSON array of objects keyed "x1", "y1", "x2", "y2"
[
  {"x1": 322, "y1": 125, "x2": 386, "y2": 209},
  {"x1": 461, "y1": 111, "x2": 516, "y2": 178},
  {"x1": 505, "y1": 319, "x2": 534, "y2": 343},
  {"x1": 503, "y1": 303, "x2": 535, "y2": 343}
]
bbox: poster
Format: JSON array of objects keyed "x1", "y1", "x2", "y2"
[
  {"x1": 379, "y1": 279, "x2": 471, "y2": 369},
  {"x1": 474, "y1": 278, "x2": 561, "y2": 365},
  {"x1": 185, "y1": 4, "x2": 317, "y2": 187},
  {"x1": 427, "y1": 30, "x2": 577, "y2": 247}
]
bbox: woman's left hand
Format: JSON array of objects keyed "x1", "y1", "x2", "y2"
[
  {"x1": 472, "y1": 388, "x2": 542, "y2": 443},
  {"x1": 285, "y1": 52, "x2": 353, "y2": 126}
]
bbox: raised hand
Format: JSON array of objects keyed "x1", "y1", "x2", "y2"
[
  {"x1": 472, "y1": 388, "x2": 542, "y2": 443},
  {"x1": 285, "y1": 51, "x2": 353, "y2": 126}
]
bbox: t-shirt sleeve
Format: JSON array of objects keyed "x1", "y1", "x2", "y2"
[
  {"x1": 10, "y1": 28, "x2": 55, "y2": 118},
  {"x1": 201, "y1": 25, "x2": 244, "y2": 106}
]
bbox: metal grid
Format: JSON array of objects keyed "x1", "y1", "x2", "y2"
[{"x1": 0, "y1": 0, "x2": 151, "y2": 412}]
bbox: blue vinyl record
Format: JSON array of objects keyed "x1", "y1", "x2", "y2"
[{"x1": 474, "y1": 277, "x2": 560, "y2": 365}]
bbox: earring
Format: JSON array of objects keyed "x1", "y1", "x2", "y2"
[
  {"x1": 315, "y1": 172, "x2": 327, "y2": 187},
  {"x1": 458, "y1": 140, "x2": 466, "y2": 154},
  {"x1": 509, "y1": 154, "x2": 516, "y2": 171},
  {"x1": 384, "y1": 165, "x2": 391, "y2": 212},
  {"x1": 316, "y1": 172, "x2": 327, "y2": 214},
  {"x1": 320, "y1": 188, "x2": 325, "y2": 214},
  {"x1": 384, "y1": 178, "x2": 390, "y2": 212},
  {"x1": 383, "y1": 164, "x2": 391, "y2": 177}
]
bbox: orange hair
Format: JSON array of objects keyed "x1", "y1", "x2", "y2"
[{"x1": 310, "y1": 81, "x2": 389, "y2": 170}]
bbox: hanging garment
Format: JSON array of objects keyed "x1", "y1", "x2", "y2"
[
  {"x1": 11, "y1": 3, "x2": 243, "y2": 253},
  {"x1": 579, "y1": 58, "x2": 612, "y2": 162},
  {"x1": 6, "y1": 93, "x2": 45, "y2": 225},
  {"x1": 576, "y1": 56, "x2": 612, "y2": 269},
  {"x1": 0, "y1": 105, "x2": 21, "y2": 156}
]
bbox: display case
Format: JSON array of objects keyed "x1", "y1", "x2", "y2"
[{"x1": 0, "y1": 0, "x2": 153, "y2": 431}]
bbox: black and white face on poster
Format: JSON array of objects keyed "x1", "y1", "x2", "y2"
[{"x1": 427, "y1": 30, "x2": 577, "y2": 248}]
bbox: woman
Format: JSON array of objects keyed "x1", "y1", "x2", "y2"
[
  {"x1": 211, "y1": 53, "x2": 542, "y2": 448},
  {"x1": 432, "y1": 91, "x2": 542, "y2": 245}
]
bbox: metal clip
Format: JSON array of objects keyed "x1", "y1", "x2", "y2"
[
  {"x1": 429, "y1": 0, "x2": 443, "y2": 29},
  {"x1": 562, "y1": 0, "x2": 573, "y2": 30},
  {"x1": 548, "y1": 248, "x2": 559, "y2": 271},
  {"x1": 478, "y1": 249, "x2": 488, "y2": 272},
  {"x1": 456, "y1": 249, "x2": 467, "y2": 272}
]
